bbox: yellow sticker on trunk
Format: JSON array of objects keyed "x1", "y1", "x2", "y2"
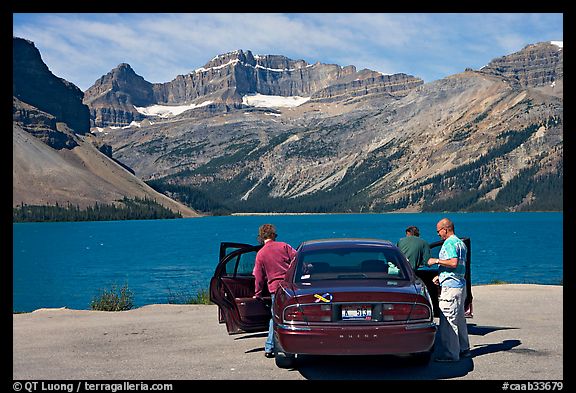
[{"x1": 314, "y1": 293, "x2": 333, "y2": 303}]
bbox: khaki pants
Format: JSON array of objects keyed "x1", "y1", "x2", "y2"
[{"x1": 437, "y1": 286, "x2": 470, "y2": 360}]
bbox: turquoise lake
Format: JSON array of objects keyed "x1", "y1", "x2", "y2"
[{"x1": 12, "y1": 212, "x2": 563, "y2": 312}]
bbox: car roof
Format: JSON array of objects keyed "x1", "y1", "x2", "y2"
[{"x1": 298, "y1": 238, "x2": 396, "y2": 251}]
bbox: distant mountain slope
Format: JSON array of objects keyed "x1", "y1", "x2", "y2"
[
  {"x1": 12, "y1": 37, "x2": 199, "y2": 217},
  {"x1": 95, "y1": 41, "x2": 562, "y2": 213},
  {"x1": 13, "y1": 122, "x2": 197, "y2": 217}
]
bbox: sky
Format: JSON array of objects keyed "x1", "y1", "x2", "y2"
[{"x1": 12, "y1": 13, "x2": 564, "y2": 92}]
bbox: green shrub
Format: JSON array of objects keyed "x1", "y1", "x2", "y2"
[
  {"x1": 167, "y1": 287, "x2": 212, "y2": 305},
  {"x1": 90, "y1": 283, "x2": 134, "y2": 311},
  {"x1": 190, "y1": 288, "x2": 212, "y2": 305}
]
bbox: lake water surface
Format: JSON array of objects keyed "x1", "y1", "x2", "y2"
[{"x1": 13, "y1": 212, "x2": 563, "y2": 312}]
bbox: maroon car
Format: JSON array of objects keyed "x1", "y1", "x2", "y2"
[{"x1": 210, "y1": 238, "x2": 472, "y2": 368}]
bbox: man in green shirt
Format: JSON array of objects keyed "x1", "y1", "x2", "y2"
[{"x1": 396, "y1": 226, "x2": 431, "y2": 270}]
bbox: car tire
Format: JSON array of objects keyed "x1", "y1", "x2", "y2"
[
  {"x1": 412, "y1": 351, "x2": 432, "y2": 365},
  {"x1": 273, "y1": 334, "x2": 296, "y2": 368},
  {"x1": 274, "y1": 351, "x2": 296, "y2": 369},
  {"x1": 411, "y1": 342, "x2": 434, "y2": 366}
]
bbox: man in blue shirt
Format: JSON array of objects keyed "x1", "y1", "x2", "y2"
[{"x1": 427, "y1": 218, "x2": 471, "y2": 362}]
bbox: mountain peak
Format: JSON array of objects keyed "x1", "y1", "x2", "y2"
[
  {"x1": 196, "y1": 49, "x2": 314, "y2": 74},
  {"x1": 549, "y1": 40, "x2": 563, "y2": 49},
  {"x1": 521, "y1": 41, "x2": 564, "y2": 52},
  {"x1": 83, "y1": 62, "x2": 155, "y2": 125},
  {"x1": 209, "y1": 49, "x2": 249, "y2": 60},
  {"x1": 13, "y1": 36, "x2": 90, "y2": 134},
  {"x1": 115, "y1": 62, "x2": 135, "y2": 71},
  {"x1": 197, "y1": 49, "x2": 256, "y2": 72},
  {"x1": 479, "y1": 40, "x2": 563, "y2": 87},
  {"x1": 108, "y1": 63, "x2": 140, "y2": 79}
]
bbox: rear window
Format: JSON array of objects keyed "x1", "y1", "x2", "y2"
[{"x1": 295, "y1": 247, "x2": 408, "y2": 282}]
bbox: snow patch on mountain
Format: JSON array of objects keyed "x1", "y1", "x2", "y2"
[
  {"x1": 550, "y1": 41, "x2": 563, "y2": 49},
  {"x1": 134, "y1": 101, "x2": 213, "y2": 117},
  {"x1": 242, "y1": 93, "x2": 310, "y2": 108}
]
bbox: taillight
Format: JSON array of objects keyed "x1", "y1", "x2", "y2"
[
  {"x1": 382, "y1": 303, "x2": 412, "y2": 321},
  {"x1": 284, "y1": 304, "x2": 332, "y2": 323},
  {"x1": 409, "y1": 304, "x2": 431, "y2": 321},
  {"x1": 382, "y1": 303, "x2": 431, "y2": 321}
]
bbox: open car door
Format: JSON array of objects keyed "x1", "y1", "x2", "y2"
[
  {"x1": 415, "y1": 237, "x2": 473, "y2": 318},
  {"x1": 209, "y1": 242, "x2": 271, "y2": 334}
]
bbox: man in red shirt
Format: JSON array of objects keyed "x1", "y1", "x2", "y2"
[{"x1": 252, "y1": 224, "x2": 297, "y2": 358}]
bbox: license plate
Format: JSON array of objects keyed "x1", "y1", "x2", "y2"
[{"x1": 341, "y1": 305, "x2": 372, "y2": 320}]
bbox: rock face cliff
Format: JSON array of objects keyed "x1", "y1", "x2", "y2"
[
  {"x1": 12, "y1": 37, "x2": 198, "y2": 217},
  {"x1": 84, "y1": 49, "x2": 423, "y2": 127},
  {"x1": 13, "y1": 97, "x2": 79, "y2": 150},
  {"x1": 95, "y1": 42, "x2": 562, "y2": 213},
  {"x1": 13, "y1": 37, "x2": 91, "y2": 135}
]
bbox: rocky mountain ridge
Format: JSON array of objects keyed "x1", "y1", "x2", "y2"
[
  {"x1": 479, "y1": 41, "x2": 563, "y2": 88},
  {"x1": 14, "y1": 37, "x2": 562, "y2": 214},
  {"x1": 83, "y1": 49, "x2": 423, "y2": 127},
  {"x1": 94, "y1": 41, "x2": 562, "y2": 213}
]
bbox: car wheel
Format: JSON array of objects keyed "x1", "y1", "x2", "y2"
[
  {"x1": 411, "y1": 348, "x2": 433, "y2": 365},
  {"x1": 273, "y1": 333, "x2": 296, "y2": 368},
  {"x1": 412, "y1": 351, "x2": 432, "y2": 365},
  {"x1": 274, "y1": 351, "x2": 296, "y2": 369}
]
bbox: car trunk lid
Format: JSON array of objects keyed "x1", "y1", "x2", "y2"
[{"x1": 291, "y1": 279, "x2": 420, "y2": 304}]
